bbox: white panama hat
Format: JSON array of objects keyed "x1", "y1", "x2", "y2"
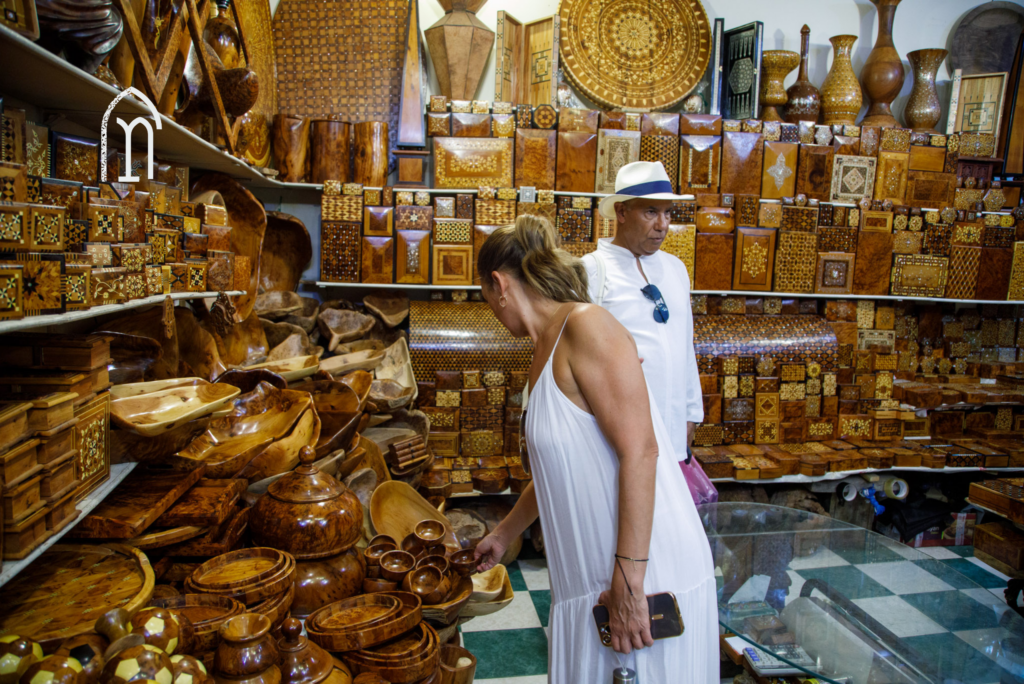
[{"x1": 596, "y1": 161, "x2": 687, "y2": 220}]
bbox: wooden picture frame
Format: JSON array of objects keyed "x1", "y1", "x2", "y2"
[
  {"x1": 494, "y1": 12, "x2": 559, "y2": 107},
  {"x1": 949, "y1": 69, "x2": 1009, "y2": 152}
]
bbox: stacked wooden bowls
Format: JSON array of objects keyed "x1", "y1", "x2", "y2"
[
  {"x1": 185, "y1": 547, "x2": 296, "y2": 632},
  {"x1": 306, "y1": 592, "x2": 422, "y2": 653},
  {"x1": 344, "y1": 624, "x2": 440, "y2": 684}
]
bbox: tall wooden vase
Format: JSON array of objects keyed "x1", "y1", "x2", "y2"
[
  {"x1": 820, "y1": 35, "x2": 862, "y2": 126},
  {"x1": 785, "y1": 25, "x2": 821, "y2": 124},
  {"x1": 425, "y1": 0, "x2": 495, "y2": 100},
  {"x1": 760, "y1": 51, "x2": 800, "y2": 121},
  {"x1": 904, "y1": 49, "x2": 948, "y2": 133},
  {"x1": 860, "y1": 0, "x2": 904, "y2": 127}
]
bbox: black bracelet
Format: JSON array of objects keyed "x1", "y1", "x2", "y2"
[
  {"x1": 614, "y1": 554, "x2": 649, "y2": 562},
  {"x1": 615, "y1": 557, "x2": 635, "y2": 597}
]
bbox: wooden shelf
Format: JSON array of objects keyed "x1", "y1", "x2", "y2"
[
  {"x1": 0, "y1": 291, "x2": 244, "y2": 333},
  {"x1": 0, "y1": 461, "x2": 137, "y2": 588},
  {"x1": 0, "y1": 26, "x2": 289, "y2": 189},
  {"x1": 311, "y1": 281, "x2": 480, "y2": 292},
  {"x1": 710, "y1": 466, "x2": 1024, "y2": 485},
  {"x1": 690, "y1": 289, "x2": 1024, "y2": 305}
]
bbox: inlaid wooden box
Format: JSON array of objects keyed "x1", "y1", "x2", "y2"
[
  {"x1": 760, "y1": 141, "x2": 797, "y2": 199},
  {"x1": 679, "y1": 136, "x2": 722, "y2": 194},
  {"x1": 796, "y1": 144, "x2": 834, "y2": 201},
  {"x1": 321, "y1": 222, "x2": 361, "y2": 283},
  {"x1": 207, "y1": 251, "x2": 235, "y2": 292},
  {"x1": 0, "y1": 436, "x2": 39, "y2": 488},
  {"x1": 86, "y1": 204, "x2": 123, "y2": 243},
  {"x1": 202, "y1": 224, "x2": 232, "y2": 252},
  {"x1": 890, "y1": 254, "x2": 949, "y2": 297},
  {"x1": 815, "y1": 252, "x2": 856, "y2": 294},
  {"x1": 773, "y1": 231, "x2": 817, "y2": 293},
  {"x1": 640, "y1": 135, "x2": 680, "y2": 193},
  {"x1": 361, "y1": 237, "x2": 394, "y2": 284},
  {"x1": 396, "y1": 230, "x2": 430, "y2": 285},
  {"x1": 874, "y1": 151, "x2": 909, "y2": 203},
  {"x1": 29, "y1": 205, "x2": 65, "y2": 252},
  {"x1": 556, "y1": 132, "x2": 598, "y2": 193},
  {"x1": 432, "y1": 245, "x2": 473, "y2": 286},
  {"x1": 515, "y1": 129, "x2": 556, "y2": 190},
  {"x1": 905, "y1": 171, "x2": 956, "y2": 208},
  {"x1": 3, "y1": 253, "x2": 65, "y2": 315},
  {"x1": 720, "y1": 132, "x2": 764, "y2": 196},
  {"x1": 73, "y1": 391, "x2": 110, "y2": 499},
  {"x1": 364, "y1": 206, "x2": 394, "y2": 237},
  {"x1": 694, "y1": 232, "x2": 734, "y2": 291},
  {"x1": 167, "y1": 262, "x2": 188, "y2": 293},
  {"x1": 433, "y1": 137, "x2": 514, "y2": 189},
  {"x1": 852, "y1": 231, "x2": 894, "y2": 295},
  {"x1": 0, "y1": 263, "x2": 24, "y2": 320},
  {"x1": 596, "y1": 130, "x2": 641, "y2": 194},
  {"x1": 732, "y1": 227, "x2": 776, "y2": 292},
  {"x1": 185, "y1": 260, "x2": 208, "y2": 292},
  {"x1": 0, "y1": 203, "x2": 31, "y2": 251}
]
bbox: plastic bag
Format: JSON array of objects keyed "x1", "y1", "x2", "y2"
[{"x1": 679, "y1": 448, "x2": 718, "y2": 505}]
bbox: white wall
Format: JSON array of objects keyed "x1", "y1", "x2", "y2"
[{"x1": 269, "y1": 0, "x2": 1024, "y2": 129}]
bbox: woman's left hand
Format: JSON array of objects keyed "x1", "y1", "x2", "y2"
[{"x1": 599, "y1": 564, "x2": 654, "y2": 655}]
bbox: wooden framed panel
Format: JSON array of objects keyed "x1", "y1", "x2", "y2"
[
  {"x1": 432, "y1": 244, "x2": 473, "y2": 286},
  {"x1": 720, "y1": 131, "x2": 764, "y2": 196},
  {"x1": 679, "y1": 135, "x2": 721, "y2": 194},
  {"x1": 494, "y1": 12, "x2": 559, "y2": 106},
  {"x1": 905, "y1": 171, "x2": 956, "y2": 208},
  {"x1": 760, "y1": 141, "x2": 797, "y2": 199},
  {"x1": 595, "y1": 130, "x2": 640, "y2": 194},
  {"x1": 515, "y1": 129, "x2": 556, "y2": 190},
  {"x1": 320, "y1": 221, "x2": 361, "y2": 283},
  {"x1": 396, "y1": 230, "x2": 430, "y2": 284},
  {"x1": 950, "y1": 70, "x2": 1008, "y2": 151},
  {"x1": 830, "y1": 155, "x2": 876, "y2": 203},
  {"x1": 874, "y1": 151, "x2": 909, "y2": 203},
  {"x1": 361, "y1": 236, "x2": 394, "y2": 284},
  {"x1": 796, "y1": 144, "x2": 834, "y2": 201},
  {"x1": 556, "y1": 132, "x2": 597, "y2": 193},
  {"x1": 732, "y1": 227, "x2": 777, "y2": 291}
]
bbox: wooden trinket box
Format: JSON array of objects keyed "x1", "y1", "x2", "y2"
[
  {"x1": 434, "y1": 138, "x2": 514, "y2": 189},
  {"x1": 0, "y1": 263, "x2": 24, "y2": 320},
  {"x1": 361, "y1": 237, "x2": 394, "y2": 284},
  {"x1": 206, "y1": 251, "x2": 234, "y2": 292},
  {"x1": 20, "y1": 392, "x2": 76, "y2": 432},
  {"x1": 3, "y1": 471, "x2": 42, "y2": 523},
  {"x1": 721, "y1": 132, "x2": 764, "y2": 196},
  {"x1": 39, "y1": 448, "x2": 77, "y2": 499},
  {"x1": 0, "y1": 203, "x2": 31, "y2": 251},
  {"x1": 0, "y1": 403, "x2": 30, "y2": 454},
  {"x1": 91, "y1": 266, "x2": 127, "y2": 304},
  {"x1": 4, "y1": 253, "x2": 65, "y2": 315},
  {"x1": 3, "y1": 505, "x2": 48, "y2": 559},
  {"x1": 45, "y1": 489, "x2": 79, "y2": 532},
  {"x1": 86, "y1": 204, "x2": 123, "y2": 243},
  {"x1": 37, "y1": 417, "x2": 75, "y2": 465},
  {"x1": 29, "y1": 205, "x2": 65, "y2": 252},
  {"x1": 0, "y1": 436, "x2": 40, "y2": 489}
]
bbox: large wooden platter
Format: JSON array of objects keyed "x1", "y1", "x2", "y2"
[
  {"x1": 370, "y1": 481, "x2": 459, "y2": 552},
  {"x1": 308, "y1": 593, "x2": 403, "y2": 633},
  {"x1": 71, "y1": 466, "x2": 206, "y2": 539},
  {"x1": 110, "y1": 383, "x2": 241, "y2": 436},
  {"x1": 186, "y1": 547, "x2": 296, "y2": 604},
  {"x1": 154, "y1": 478, "x2": 247, "y2": 527},
  {"x1": 558, "y1": 0, "x2": 711, "y2": 110},
  {"x1": 0, "y1": 544, "x2": 154, "y2": 648}
]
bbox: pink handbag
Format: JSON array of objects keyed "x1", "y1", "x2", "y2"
[{"x1": 679, "y1": 448, "x2": 718, "y2": 505}]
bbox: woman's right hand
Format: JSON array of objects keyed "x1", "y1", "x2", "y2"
[{"x1": 474, "y1": 532, "x2": 507, "y2": 572}]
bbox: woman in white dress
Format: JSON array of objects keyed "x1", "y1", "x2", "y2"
[{"x1": 473, "y1": 216, "x2": 718, "y2": 683}]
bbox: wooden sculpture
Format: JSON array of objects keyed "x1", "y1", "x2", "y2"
[
  {"x1": 424, "y1": 0, "x2": 495, "y2": 101},
  {"x1": 860, "y1": 0, "x2": 904, "y2": 127},
  {"x1": 36, "y1": 0, "x2": 123, "y2": 74}
]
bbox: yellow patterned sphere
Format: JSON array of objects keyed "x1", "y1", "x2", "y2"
[
  {"x1": 0, "y1": 636, "x2": 43, "y2": 684},
  {"x1": 129, "y1": 610, "x2": 193, "y2": 657},
  {"x1": 18, "y1": 656, "x2": 82, "y2": 684},
  {"x1": 100, "y1": 646, "x2": 172, "y2": 684},
  {"x1": 168, "y1": 656, "x2": 206, "y2": 684}
]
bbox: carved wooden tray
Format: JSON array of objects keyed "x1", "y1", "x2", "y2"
[
  {"x1": 307, "y1": 591, "x2": 423, "y2": 653},
  {"x1": 109, "y1": 377, "x2": 211, "y2": 398},
  {"x1": 558, "y1": 0, "x2": 711, "y2": 110},
  {"x1": 71, "y1": 466, "x2": 207, "y2": 539},
  {"x1": 0, "y1": 544, "x2": 154, "y2": 648},
  {"x1": 185, "y1": 547, "x2": 296, "y2": 605},
  {"x1": 243, "y1": 355, "x2": 319, "y2": 381},
  {"x1": 370, "y1": 481, "x2": 459, "y2": 552},
  {"x1": 154, "y1": 478, "x2": 247, "y2": 527},
  {"x1": 110, "y1": 383, "x2": 241, "y2": 436},
  {"x1": 128, "y1": 524, "x2": 209, "y2": 550},
  {"x1": 461, "y1": 570, "x2": 514, "y2": 617},
  {"x1": 308, "y1": 593, "x2": 403, "y2": 633}
]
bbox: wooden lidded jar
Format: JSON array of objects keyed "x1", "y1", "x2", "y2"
[
  {"x1": 309, "y1": 116, "x2": 351, "y2": 184},
  {"x1": 250, "y1": 447, "x2": 366, "y2": 618}
]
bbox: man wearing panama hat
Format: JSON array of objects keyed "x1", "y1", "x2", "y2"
[{"x1": 581, "y1": 160, "x2": 704, "y2": 458}]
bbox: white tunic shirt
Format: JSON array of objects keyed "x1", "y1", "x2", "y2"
[{"x1": 581, "y1": 239, "x2": 704, "y2": 458}]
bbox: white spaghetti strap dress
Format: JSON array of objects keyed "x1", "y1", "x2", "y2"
[{"x1": 524, "y1": 314, "x2": 718, "y2": 683}]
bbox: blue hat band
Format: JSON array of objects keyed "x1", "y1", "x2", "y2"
[{"x1": 616, "y1": 179, "x2": 674, "y2": 197}]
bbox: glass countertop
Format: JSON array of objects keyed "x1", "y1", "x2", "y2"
[{"x1": 699, "y1": 502, "x2": 1024, "y2": 684}]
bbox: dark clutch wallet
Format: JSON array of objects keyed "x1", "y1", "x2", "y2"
[{"x1": 592, "y1": 592, "x2": 684, "y2": 646}]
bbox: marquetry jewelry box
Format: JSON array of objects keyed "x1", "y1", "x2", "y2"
[{"x1": 90, "y1": 266, "x2": 127, "y2": 304}]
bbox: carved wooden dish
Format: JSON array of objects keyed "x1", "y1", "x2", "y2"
[
  {"x1": 308, "y1": 594, "x2": 403, "y2": 633},
  {"x1": 255, "y1": 290, "x2": 304, "y2": 320},
  {"x1": 301, "y1": 379, "x2": 363, "y2": 459},
  {"x1": 172, "y1": 382, "x2": 313, "y2": 478},
  {"x1": 251, "y1": 582, "x2": 295, "y2": 630},
  {"x1": 462, "y1": 569, "x2": 514, "y2": 617},
  {"x1": 470, "y1": 564, "x2": 507, "y2": 602},
  {"x1": 306, "y1": 592, "x2": 423, "y2": 653},
  {"x1": 110, "y1": 377, "x2": 212, "y2": 399},
  {"x1": 0, "y1": 544, "x2": 154, "y2": 649},
  {"x1": 261, "y1": 211, "x2": 312, "y2": 293},
  {"x1": 362, "y1": 294, "x2": 409, "y2": 328},
  {"x1": 318, "y1": 310, "x2": 376, "y2": 351},
  {"x1": 343, "y1": 623, "x2": 439, "y2": 682},
  {"x1": 373, "y1": 339, "x2": 417, "y2": 404},
  {"x1": 236, "y1": 407, "x2": 321, "y2": 482},
  {"x1": 148, "y1": 594, "x2": 246, "y2": 655},
  {"x1": 370, "y1": 481, "x2": 459, "y2": 552},
  {"x1": 214, "y1": 368, "x2": 288, "y2": 393},
  {"x1": 368, "y1": 380, "x2": 415, "y2": 412},
  {"x1": 420, "y1": 577, "x2": 473, "y2": 625},
  {"x1": 110, "y1": 383, "x2": 241, "y2": 436},
  {"x1": 334, "y1": 340, "x2": 386, "y2": 355},
  {"x1": 242, "y1": 355, "x2": 319, "y2": 382},
  {"x1": 320, "y1": 350, "x2": 385, "y2": 376},
  {"x1": 128, "y1": 524, "x2": 209, "y2": 550},
  {"x1": 185, "y1": 547, "x2": 297, "y2": 605},
  {"x1": 340, "y1": 371, "x2": 373, "y2": 410}
]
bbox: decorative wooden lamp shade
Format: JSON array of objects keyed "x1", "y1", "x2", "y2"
[{"x1": 424, "y1": 0, "x2": 495, "y2": 101}]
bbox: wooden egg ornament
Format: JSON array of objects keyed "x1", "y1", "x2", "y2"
[
  {"x1": 0, "y1": 636, "x2": 43, "y2": 684},
  {"x1": 100, "y1": 645, "x2": 172, "y2": 684},
  {"x1": 19, "y1": 656, "x2": 83, "y2": 684},
  {"x1": 168, "y1": 656, "x2": 207, "y2": 684},
  {"x1": 130, "y1": 609, "x2": 195, "y2": 656}
]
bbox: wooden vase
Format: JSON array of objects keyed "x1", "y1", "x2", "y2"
[
  {"x1": 820, "y1": 35, "x2": 862, "y2": 126},
  {"x1": 784, "y1": 25, "x2": 821, "y2": 124},
  {"x1": 904, "y1": 49, "x2": 948, "y2": 133},
  {"x1": 310, "y1": 117, "x2": 351, "y2": 185},
  {"x1": 353, "y1": 121, "x2": 389, "y2": 187},
  {"x1": 760, "y1": 50, "x2": 800, "y2": 122},
  {"x1": 860, "y1": 0, "x2": 904, "y2": 127},
  {"x1": 272, "y1": 114, "x2": 310, "y2": 183}
]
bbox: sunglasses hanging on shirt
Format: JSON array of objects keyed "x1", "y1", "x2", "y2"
[{"x1": 641, "y1": 283, "x2": 670, "y2": 324}]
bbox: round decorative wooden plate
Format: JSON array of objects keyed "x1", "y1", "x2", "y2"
[
  {"x1": 309, "y1": 594, "x2": 403, "y2": 633},
  {"x1": 558, "y1": 0, "x2": 712, "y2": 110},
  {"x1": 0, "y1": 544, "x2": 154, "y2": 648}
]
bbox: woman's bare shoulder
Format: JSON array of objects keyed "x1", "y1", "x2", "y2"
[{"x1": 565, "y1": 303, "x2": 634, "y2": 349}]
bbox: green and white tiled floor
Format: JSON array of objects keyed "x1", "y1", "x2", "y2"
[{"x1": 459, "y1": 543, "x2": 1019, "y2": 684}]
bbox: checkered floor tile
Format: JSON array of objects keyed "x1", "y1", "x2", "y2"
[{"x1": 462, "y1": 544, "x2": 1018, "y2": 683}]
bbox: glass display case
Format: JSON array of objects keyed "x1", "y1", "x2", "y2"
[{"x1": 700, "y1": 503, "x2": 1024, "y2": 683}]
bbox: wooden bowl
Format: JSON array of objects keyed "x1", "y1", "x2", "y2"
[
  {"x1": 470, "y1": 564, "x2": 507, "y2": 602},
  {"x1": 305, "y1": 592, "x2": 422, "y2": 654},
  {"x1": 362, "y1": 578, "x2": 399, "y2": 594},
  {"x1": 242, "y1": 355, "x2": 319, "y2": 382},
  {"x1": 368, "y1": 535, "x2": 396, "y2": 548},
  {"x1": 110, "y1": 383, "x2": 240, "y2": 436},
  {"x1": 362, "y1": 294, "x2": 409, "y2": 328},
  {"x1": 400, "y1": 533, "x2": 424, "y2": 557},
  {"x1": 308, "y1": 594, "x2": 402, "y2": 633},
  {"x1": 254, "y1": 291, "x2": 304, "y2": 320},
  {"x1": 448, "y1": 550, "x2": 477, "y2": 578},
  {"x1": 261, "y1": 211, "x2": 312, "y2": 293},
  {"x1": 334, "y1": 340, "x2": 386, "y2": 355},
  {"x1": 462, "y1": 569, "x2": 514, "y2": 618},
  {"x1": 368, "y1": 380, "x2": 415, "y2": 412},
  {"x1": 364, "y1": 543, "x2": 396, "y2": 568},
  {"x1": 415, "y1": 555, "x2": 449, "y2": 576},
  {"x1": 320, "y1": 349, "x2": 386, "y2": 376},
  {"x1": 414, "y1": 520, "x2": 445, "y2": 545},
  {"x1": 339, "y1": 371, "x2": 373, "y2": 410},
  {"x1": 317, "y1": 310, "x2": 375, "y2": 351},
  {"x1": 370, "y1": 481, "x2": 459, "y2": 552},
  {"x1": 422, "y1": 543, "x2": 447, "y2": 558},
  {"x1": 439, "y1": 645, "x2": 476, "y2": 683},
  {"x1": 400, "y1": 566, "x2": 449, "y2": 605},
  {"x1": 378, "y1": 550, "x2": 415, "y2": 583}
]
